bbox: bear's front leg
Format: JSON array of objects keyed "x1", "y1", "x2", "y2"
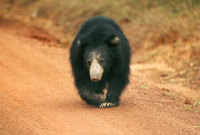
[
  {"x1": 99, "y1": 91, "x2": 120, "y2": 108},
  {"x1": 100, "y1": 77, "x2": 125, "y2": 108}
]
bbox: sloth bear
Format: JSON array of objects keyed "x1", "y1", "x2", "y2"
[{"x1": 70, "y1": 16, "x2": 130, "y2": 108}]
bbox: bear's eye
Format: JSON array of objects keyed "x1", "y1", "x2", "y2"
[{"x1": 87, "y1": 61, "x2": 91, "y2": 66}]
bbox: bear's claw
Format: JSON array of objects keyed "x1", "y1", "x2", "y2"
[{"x1": 99, "y1": 102, "x2": 117, "y2": 108}]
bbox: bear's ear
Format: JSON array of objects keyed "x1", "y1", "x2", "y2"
[{"x1": 110, "y1": 36, "x2": 120, "y2": 45}]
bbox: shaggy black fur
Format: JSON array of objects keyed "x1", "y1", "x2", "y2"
[{"x1": 70, "y1": 16, "x2": 130, "y2": 107}]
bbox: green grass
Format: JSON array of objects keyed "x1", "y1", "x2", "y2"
[
  {"x1": 183, "y1": 98, "x2": 200, "y2": 112},
  {"x1": 183, "y1": 104, "x2": 192, "y2": 110},
  {"x1": 141, "y1": 84, "x2": 148, "y2": 89}
]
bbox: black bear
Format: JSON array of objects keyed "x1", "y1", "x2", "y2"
[{"x1": 70, "y1": 16, "x2": 130, "y2": 108}]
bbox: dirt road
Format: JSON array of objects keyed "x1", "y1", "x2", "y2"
[{"x1": 0, "y1": 24, "x2": 199, "y2": 135}]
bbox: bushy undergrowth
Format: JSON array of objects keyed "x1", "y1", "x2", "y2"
[{"x1": 9, "y1": 0, "x2": 200, "y2": 49}]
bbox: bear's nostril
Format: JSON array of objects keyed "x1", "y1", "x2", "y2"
[{"x1": 91, "y1": 78, "x2": 99, "y2": 82}]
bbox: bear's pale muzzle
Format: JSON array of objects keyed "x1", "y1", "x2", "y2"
[{"x1": 89, "y1": 59, "x2": 103, "y2": 82}]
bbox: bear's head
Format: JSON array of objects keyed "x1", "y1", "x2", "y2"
[{"x1": 77, "y1": 36, "x2": 120, "y2": 82}]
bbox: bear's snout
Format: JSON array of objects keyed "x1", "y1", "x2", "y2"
[{"x1": 89, "y1": 59, "x2": 103, "y2": 82}]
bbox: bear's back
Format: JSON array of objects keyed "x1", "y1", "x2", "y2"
[{"x1": 78, "y1": 16, "x2": 122, "y2": 36}]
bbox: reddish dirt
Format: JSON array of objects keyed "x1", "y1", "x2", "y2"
[{"x1": 0, "y1": 23, "x2": 200, "y2": 135}]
